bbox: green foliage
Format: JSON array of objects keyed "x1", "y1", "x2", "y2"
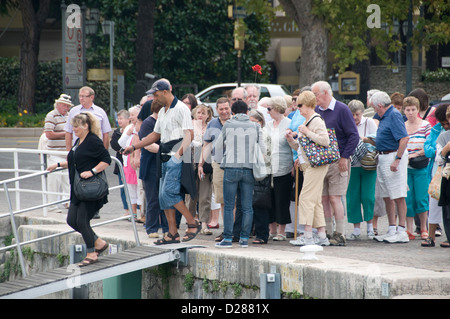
[
  {"x1": 422, "y1": 68, "x2": 450, "y2": 82},
  {"x1": 312, "y1": 0, "x2": 408, "y2": 73},
  {"x1": 84, "y1": 0, "x2": 273, "y2": 96},
  {"x1": 413, "y1": 0, "x2": 450, "y2": 48},
  {"x1": 184, "y1": 272, "x2": 195, "y2": 292}
]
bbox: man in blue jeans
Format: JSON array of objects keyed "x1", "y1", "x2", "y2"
[{"x1": 215, "y1": 100, "x2": 266, "y2": 248}]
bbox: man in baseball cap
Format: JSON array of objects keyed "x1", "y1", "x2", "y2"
[{"x1": 146, "y1": 79, "x2": 171, "y2": 96}]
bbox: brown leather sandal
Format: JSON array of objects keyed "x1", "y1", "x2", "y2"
[
  {"x1": 154, "y1": 232, "x2": 180, "y2": 245},
  {"x1": 182, "y1": 220, "x2": 201, "y2": 242}
]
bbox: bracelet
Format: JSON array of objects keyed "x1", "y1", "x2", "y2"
[
  {"x1": 57, "y1": 162, "x2": 60, "y2": 168},
  {"x1": 132, "y1": 145, "x2": 136, "y2": 151}
]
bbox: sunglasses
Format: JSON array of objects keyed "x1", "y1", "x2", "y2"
[
  {"x1": 297, "y1": 104, "x2": 303, "y2": 108},
  {"x1": 267, "y1": 107, "x2": 272, "y2": 112}
]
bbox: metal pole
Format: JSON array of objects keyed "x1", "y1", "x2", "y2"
[
  {"x1": 405, "y1": 0, "x2": 413, "y2": 95},
  {"x1": 4, "y1": 184, "x2": 28, "y2": 277},
  {"x1": 109, "y1": 21, "x2": 115, "y2": 118}
]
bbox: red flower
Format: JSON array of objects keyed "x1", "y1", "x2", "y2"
[{"x1": 252, "y1": 64, "x2": 262, "y2": 75}]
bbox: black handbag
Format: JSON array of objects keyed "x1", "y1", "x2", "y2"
[
  {"x1": 73, "y1": 170, "x2": 109, "y2": 201},
  {"x1": 252, "y1": 176, "x2": 271, "y2": 209},
  {"x1": 409, "y1": 155, "x2": 429, "y2": 169}
]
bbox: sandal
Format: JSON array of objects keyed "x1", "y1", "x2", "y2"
[
  {"x1": 252, "y1": 238, "x2": 267, "y2": 245},
  {"x1": 154, "y1": 232, "x2": 180, "y2": 245},
  {"x1": 78, "y1": 257, "x2": 98, "y2": 267},
  {"x1": 200, "y1": 228, "x2": 213, "y2": 235},
  {"x1": 273, "y1": 234, "x2": 287, "y2": 241},
  {"x1": 182, "y1": 220, "x2": 201, "y2": 242},
  {"x1": 421, "y1": 237, "x2": 435, "y2": 247},
  {"x1": 95, "y1": 242, "x2": 109, "y2": 255},
  {"x1": 440, "y1": 241, "x2": 450, "y2": 248},
  {"x1": 420, "y1": 231, "x2": 429, "y2": 240},
  {"x1": 215, "y1": 232, "x2": 224, "y2": 242}
]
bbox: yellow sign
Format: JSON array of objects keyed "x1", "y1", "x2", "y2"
[
  {"x1": 87, "y1": 68, "x2": 124, "y2": 81},
  {"x1": 338, "y1": 71, "x2": 360, "y2": 95}
]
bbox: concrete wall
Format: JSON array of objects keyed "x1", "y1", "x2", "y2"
[{"x1": 2, "y1": 217, "x2": 450, "y2": 299}]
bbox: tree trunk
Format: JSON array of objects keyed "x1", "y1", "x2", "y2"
[
  {"x1": 279, "y1": 0, "x2": 328, "y2": 88},
  {"x1": 17, "y1": 0, "x2": 51, "y2": 114},
  {"x1": 136, "y1": 0, "x2": 156, "y2": 81}
]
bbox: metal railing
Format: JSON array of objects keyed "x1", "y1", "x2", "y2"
[{"x1": 0, "y1": 149, "x2": 140, "y2": 278}]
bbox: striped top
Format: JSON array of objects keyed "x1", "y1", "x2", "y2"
[
  {"x1": 407, "y1": 120, "x2": 431, "y2": 155},
  {"x1": 44, "y1": 109, "x2": 68, "y2": 151}
]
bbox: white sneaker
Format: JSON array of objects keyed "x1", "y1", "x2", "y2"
[
  {"x1": 373, "y1": 231, "x2": 396, "y2": 242},
  {"x1": 367, "y1": 230, "x2": 375, "y2": 240},
  {"x1": 383, "y1": 231, "x2": 409, "y2": 243},
  {"x1": 314, "y1": 236, "x2": 330, "y2": 246},
  {"x1": 346, "y1": 233, "x2": 361, "y2": 241},
  {"x1": 289, "y1": 236, "x2": 313, "y2": 246}
]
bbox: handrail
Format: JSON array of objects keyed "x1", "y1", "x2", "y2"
[
  {"x1": 0, "y1": 148, "x2": 70, "y2": 215},
  {"x1": 0, "y1": 153, "x2": 140, "y2": 278}
]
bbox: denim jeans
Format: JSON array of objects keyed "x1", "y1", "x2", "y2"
[
  {"x1": 159, "y1": 156, "x2": 183, "y2": 210},
  {"x1": 223, "y1": 168, "x2": 255, "y2": 240}
]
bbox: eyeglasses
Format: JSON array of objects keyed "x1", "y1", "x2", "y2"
[
  {"x1": 231, "y1": 98, "x2": 243, "y2": 102},
  {"x1": 79, "y1": 94, "x2": 91, "y2": 98}
]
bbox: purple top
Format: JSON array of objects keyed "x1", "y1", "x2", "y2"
[{"x1": 315, "y1": 99, "x2": 359, "y2": 159}]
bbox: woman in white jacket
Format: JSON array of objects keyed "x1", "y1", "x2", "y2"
[{"x1": 119, "y1": 106, "x2": 141, "y2": 219}]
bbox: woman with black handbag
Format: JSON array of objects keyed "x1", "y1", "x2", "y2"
[
  {"x1": 249, "y1": 110, "x2": 272, "y2": 244},
  {"x1": 47, "y1": 112, "x2": 111, "y2": 267}
]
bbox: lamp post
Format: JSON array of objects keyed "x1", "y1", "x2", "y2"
[
  {"x1": 405, "y1": 0, "x2": 413, "y2": 95},
  {"x1": 102, "y1": 20, "x2": 115, "y2": 118}
]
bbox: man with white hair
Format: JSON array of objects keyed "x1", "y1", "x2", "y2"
[
  {"x1": 44, "y1": 94, "x2": 73, "y2": 212},
  {"x1": 312, "y1": 80, "x2": 359, "y2": 246},
  {"x1": 370, "y1": 91, "x2": 410, "y2": 243},
  {"x1": 257, "y1": 97, "x2": 273, "y2": 124},
  {"x1": 245, "y1": 84, "x2": 260, "y2": 111}
]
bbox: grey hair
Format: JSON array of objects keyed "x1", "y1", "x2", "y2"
[
  {"x1": 367, "y1": 89, "x2": 380, "y2": 104},
  {"x1": 348, "y1": 100, "x2": 365, "y2": 113},
  {"x1": 271, "y1": 96, "x2": 287, "y2": 114},
  {"x1": 249, "y1": 109, "x2": 266, "y2": 128},
  {"x1": 232, "y1": 87, "x2": 248, "y2": 99},
  {"x1": 312, "y1": 81, "x2": 332, "y2": 96},
  {"x1": 371, "y1": 91, "x2": 391, "y2": 108},
  {"x1": 244, "y1": 84, "x2": 261, "y2": 95},
  {"x1": 258, "y1": 96, "x2": 273, "y2": 107}
]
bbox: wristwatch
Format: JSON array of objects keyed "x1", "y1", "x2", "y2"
[{"x1": 395, "y1": 155, "x2": 402, "y2": 160}]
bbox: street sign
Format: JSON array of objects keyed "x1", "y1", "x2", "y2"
[
  {"x1": 442, "y1": 57, "x2": 450, "y2": 68},
  {"x1": 62, "y1": 4, "x2": 85, "y2": 89}
]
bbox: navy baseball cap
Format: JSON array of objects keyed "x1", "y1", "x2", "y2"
[{"x1": 146, "y1": 79, "x2": 170, "y2": 95}]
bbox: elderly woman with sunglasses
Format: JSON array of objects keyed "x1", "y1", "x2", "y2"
[{"x1": 286, "y1": 91, "x2": 330, "y2": 246}]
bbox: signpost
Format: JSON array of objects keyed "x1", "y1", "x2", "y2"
[{"x1": 62, "y1": 2, "x2": 86, "y2": 104}]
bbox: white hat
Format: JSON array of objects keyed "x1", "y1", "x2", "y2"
[{"x1": 54, "y1": 94, "x2": 73, "y2": 107}]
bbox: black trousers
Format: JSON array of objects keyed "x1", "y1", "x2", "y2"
[{"x1": 67, "y1": 201, "x2": 99, "y2": 252}]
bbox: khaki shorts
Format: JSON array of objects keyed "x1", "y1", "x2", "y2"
[
  {"x1": 212, "y1": 161, "x2": 224, "y2": 204},
  {"x1": 322, "y1": 159, "x2": 350, "y2": 196}
]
